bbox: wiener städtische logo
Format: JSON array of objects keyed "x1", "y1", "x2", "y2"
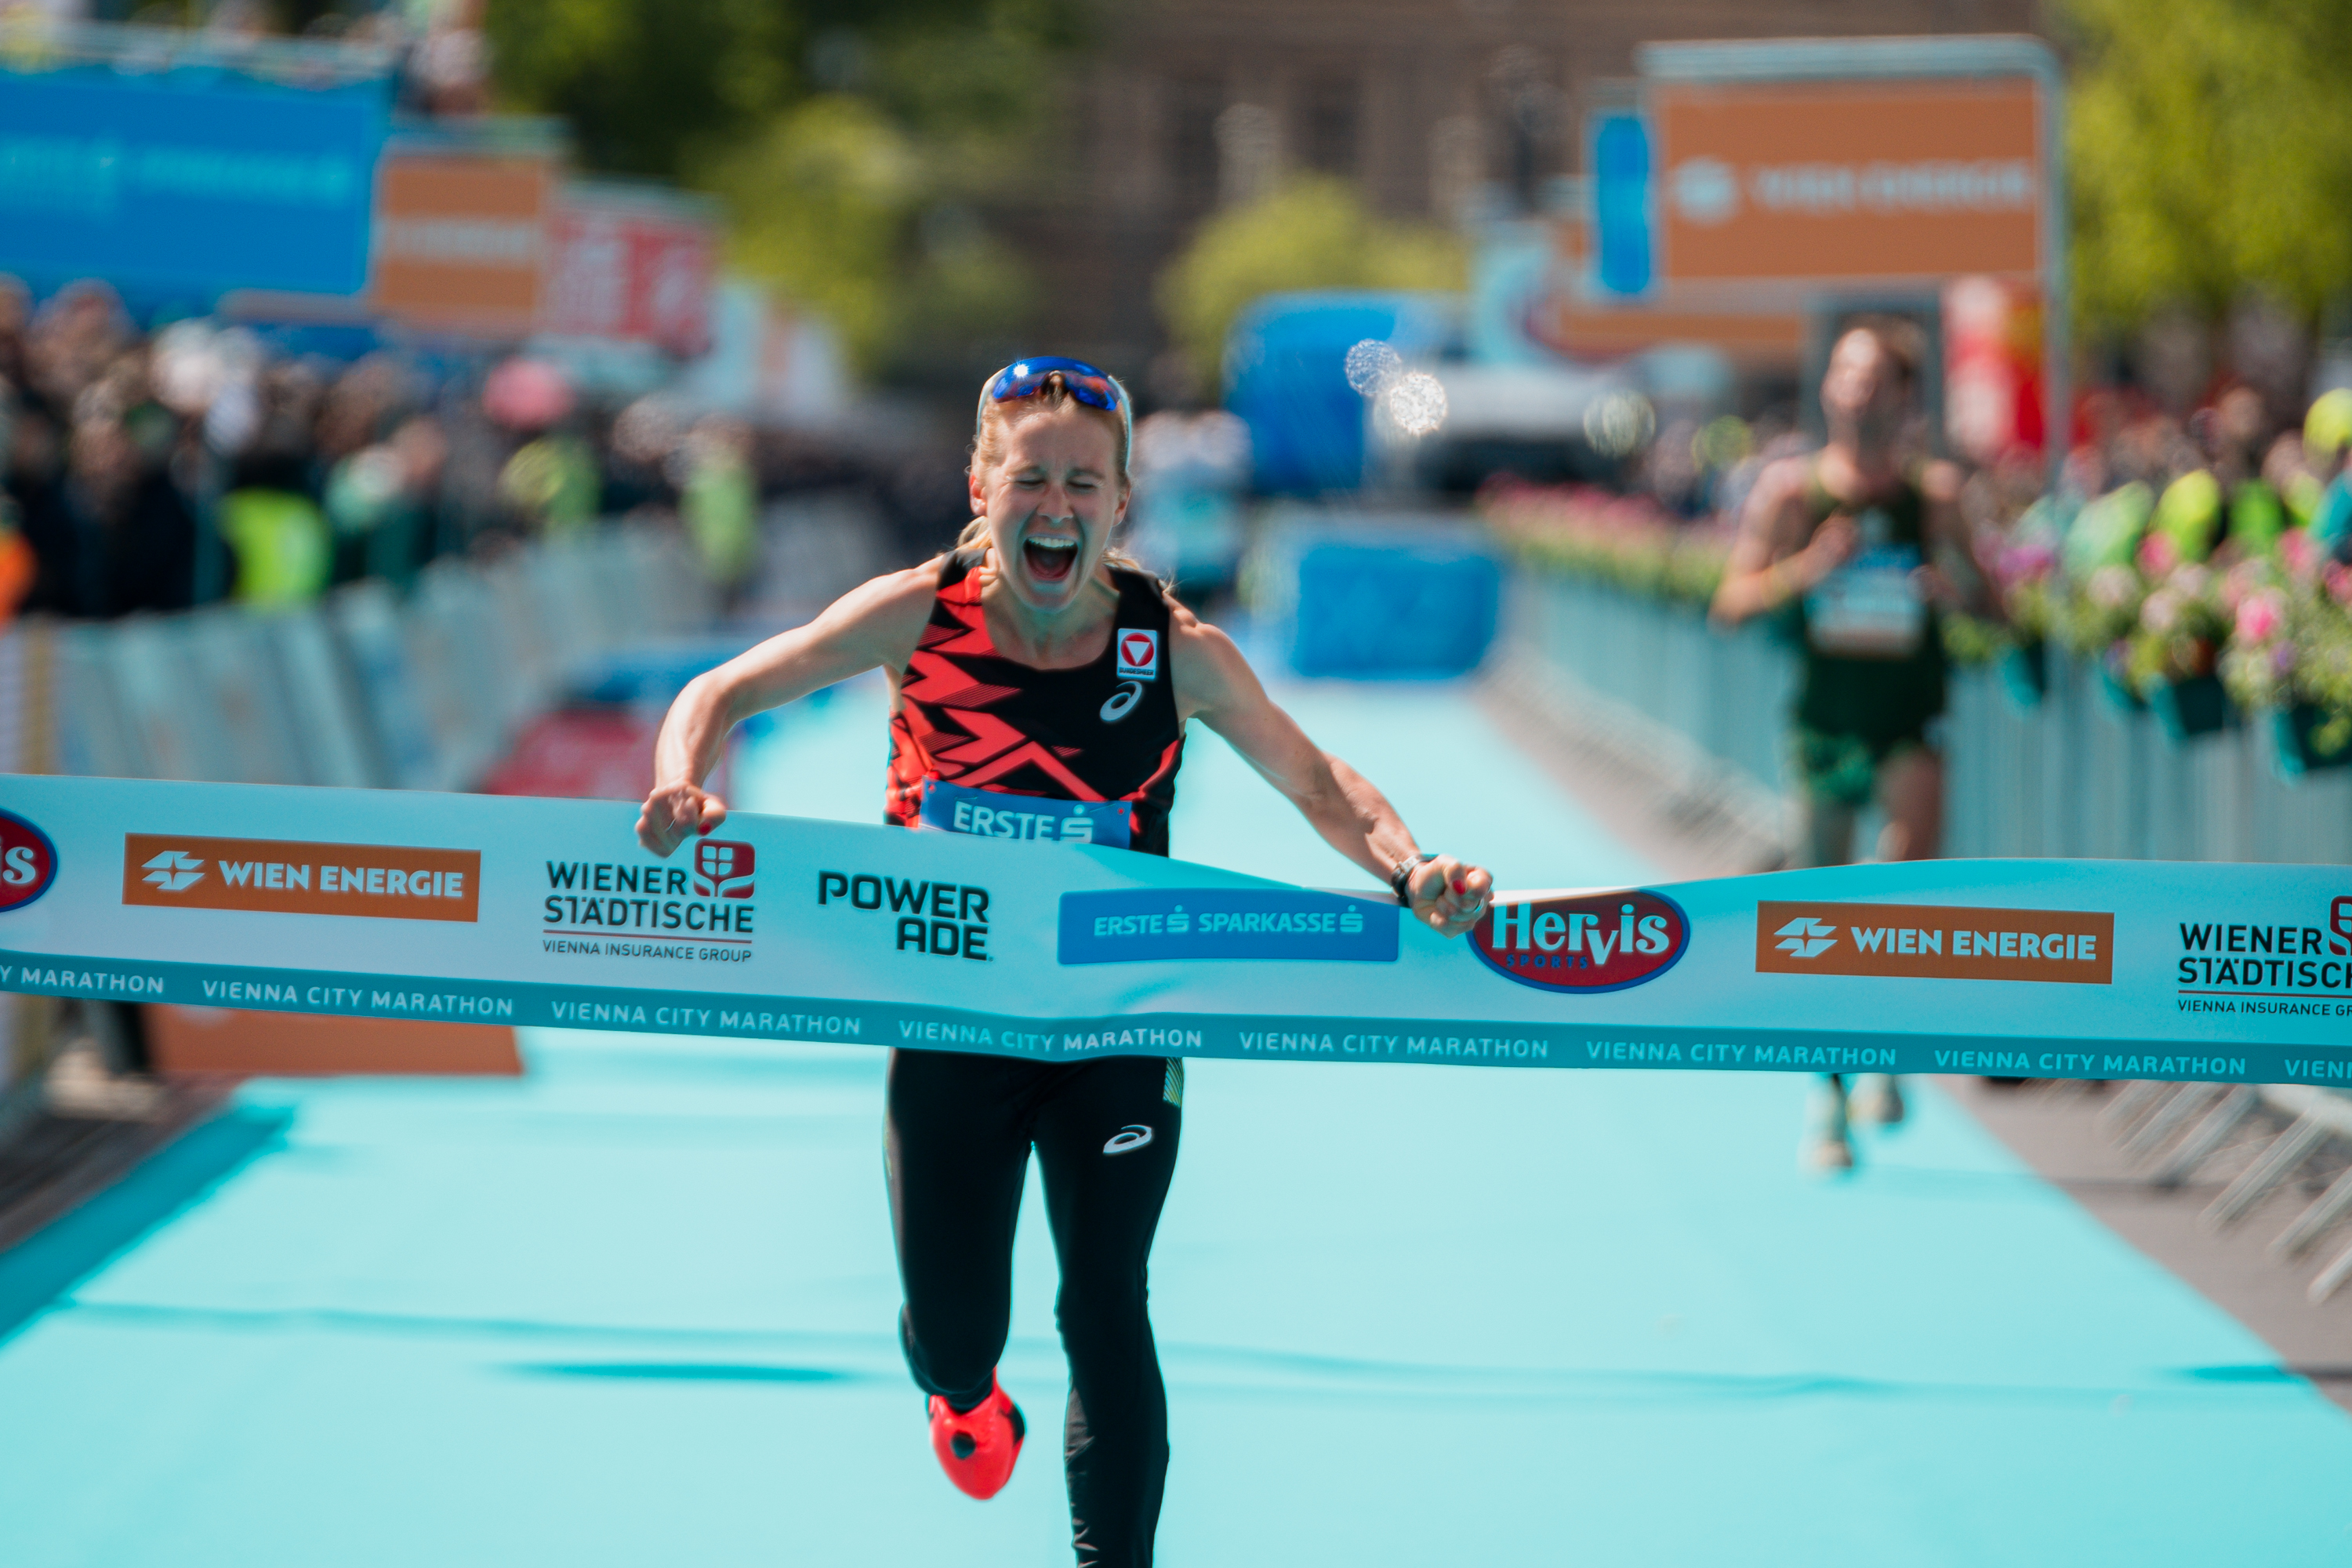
[
  {"x1": 1754, "y1": 901, "x2": 2113, "y2": 984},
  {"x1": 121, "y1": 833, "x2": 481, "y2": 922},
  {"x1": 1471, "y1": 889, "x2": 1690, "y2": 993},
  {"x1": 0, "y1": 810, "x2": 58, "y2": 911}
]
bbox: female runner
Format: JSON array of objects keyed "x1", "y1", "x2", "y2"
[{"x1": 637, "y1": 358, "x2": 1492, "y2": 1566}]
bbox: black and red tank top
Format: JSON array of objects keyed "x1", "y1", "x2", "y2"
[{"x1": 885, "y1": 550, "x2": 1185, "y2": 857}]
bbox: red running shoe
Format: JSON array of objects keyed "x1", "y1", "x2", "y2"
[{"x1": 927, "y1": 1374, "x2": 1025, "y2": 1500}]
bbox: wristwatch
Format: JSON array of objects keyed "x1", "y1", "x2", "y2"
[{"x1": 1389, "y1": 852, "x2": 1438, "y2": 903}]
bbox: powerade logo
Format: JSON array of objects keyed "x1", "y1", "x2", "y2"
[
  {"x1": 1472, "y1": 890, "x2": 1688, "y2": 993},
  {"x1": 0, "y1": 811, "x2": 57, "y2": 911},
  {"x1": 818, "y1": 870, "x2": 992, "y2": 960},
  {"x1": 1058, "y1": 889, "x2": 1397, "y2": 965}
]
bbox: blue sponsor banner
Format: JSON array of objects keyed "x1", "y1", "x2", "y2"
[
  {"x1": 0, "y1": 61, "x2": 388, "y2": 297},
  {"x1": 4, "y1": 774, "x2": 2349, "y2": 1090},
  {"x1": 1059, "y1": 888, "x2": 1397, "y2": 965},
  {"x1": 920, "y1": 779, "x2": 1131, "y2": 849}
]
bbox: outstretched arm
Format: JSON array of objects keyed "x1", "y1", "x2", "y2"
[
  {"x1": 637, "y1": 565, "x2": 935, "y2": 855},
  {"x1": 1169, "y1": 603, "x2": 1492, "y2": 936}
]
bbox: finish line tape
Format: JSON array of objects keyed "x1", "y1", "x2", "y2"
[{"x1": 2, "y1": 776, "x2": 2348, "y2": 1087}]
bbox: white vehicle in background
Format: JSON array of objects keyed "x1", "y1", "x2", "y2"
[{"x1": 1364, "y1": 356, "x2": 1653, "y2": 493}]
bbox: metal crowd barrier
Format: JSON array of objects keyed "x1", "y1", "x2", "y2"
[
  {"x1": 0, "y1": 524, "x2": 713, "y2": 1110},
  {"x1": 2101, "y1": 1081, "x2": 2352, "y2": 1304},
  {"x1": 1504, "y1": 573, "x2": 2352, "y2": 863},
  {"x1": 9, "y1": 525, "x2": 712, "y2": 794},
  {"x1": 1503, "y1": 569, "x2": 2352, "y2": 1310}
]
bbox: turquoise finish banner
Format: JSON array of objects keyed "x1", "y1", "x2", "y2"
[{"x1": 1, "y1": 775, "x2": 2347, "y2": 1086}]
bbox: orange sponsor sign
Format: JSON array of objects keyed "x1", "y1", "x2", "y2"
[
  {"x1": 122, "y1": 834, "x2": 481, "y2": 923},
  {"x1": 147, "y1": 1006, "x2": 520, "y2": 1076},
  {"x1": 1755, "y1": 901, "x2": 2111, "y2": 984},
  {"x1": 1654, "y1": 78, "x2": 2043, "y2": 285},
  {"x1": 369, "y1": 150, "x2": 554, "y2": 335}
]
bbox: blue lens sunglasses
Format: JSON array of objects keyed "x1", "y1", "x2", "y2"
[{"x1": 976, "y1": 356, "x2": 1132, "y2": 464}]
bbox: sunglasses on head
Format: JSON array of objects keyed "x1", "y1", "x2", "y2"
[
  {"x1": 978, "y1": 356, "x2": 1133, "y2": 454},
  {"x1": 982, "y1": 356, "x2": 1127, "y2": 416}
]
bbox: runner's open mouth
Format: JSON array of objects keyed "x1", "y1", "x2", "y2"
[{"x1": 1024, "y1": 535, "x2": 1078, "y2": 583}]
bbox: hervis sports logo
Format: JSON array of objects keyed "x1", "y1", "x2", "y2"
[
  {"x1": 0, "y1": 810, "x2": 58, "y2": 912},
  {"x1": 1471, "y1": 889, "x2": 1690, "y2": 993}
]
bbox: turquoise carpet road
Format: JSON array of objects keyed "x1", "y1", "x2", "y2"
[{"x1": 0, "y1": 676, "x2": 2346, "y2": 1565}]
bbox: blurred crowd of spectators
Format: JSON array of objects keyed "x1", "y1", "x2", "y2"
[
  {"x1": 1613, "y1": 375, "x2": 2352, "y2": 579},
  {"x1": 1493, "y1": 366, "x2": 2352, "y2": 753},
  {"x1": 0, "y1": 276, "x2": 970, "y2": 633},
  {"x1": 100, "y1": 0, "x2": 495, "y2": 117}
]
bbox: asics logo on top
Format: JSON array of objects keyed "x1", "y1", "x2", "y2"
[
  {"x1": 1115, "y1": 629, "x2": 1160, "y2": 681},
  {"x1": 693, "y1": 839, "x2": 755, "y2": 899},
  {"x1": 1102, "y1": 1125, "x2": 1154, "y2": 1156},
  {"x1": 141, "y1": 851, "x2": 207, "y2": 892},
  {"x1": 1774, "y1": 916, "x2": 1838, "y2": 959},
  {"x1": 1100, "y1": 681, "x2": 1144, "y2": 724}
]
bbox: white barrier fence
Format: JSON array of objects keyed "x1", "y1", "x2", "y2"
[
  {"x1": 0, "y1": 524, "x2": 713, "y2": 1106},
  {"x1": 2, "y1": 526, "x2": 713, "y2": 793},
  {"x1": 1505, "y1": 574, "x2": 2352, "y2": 866},
  {"x1": 1506, "y1": 571, "x2": 2352, "y2": 1307}
]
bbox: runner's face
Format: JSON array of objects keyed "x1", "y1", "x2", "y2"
[
  {"x1": 1822, "y1": 330, "x2": 1902, "y2": 440},
  {"x1": 971, "y1": 405, "x2": 1127, "y2": 613}
]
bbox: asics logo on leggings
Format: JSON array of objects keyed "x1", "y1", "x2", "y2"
[{"x1": 1102, "y1": 1124, "x2": 1153, "y2": 1155}]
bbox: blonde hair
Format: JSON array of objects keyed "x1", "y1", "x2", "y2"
[{"x1": 962, "y1": 366, "x2": 1152, "y2": 576}]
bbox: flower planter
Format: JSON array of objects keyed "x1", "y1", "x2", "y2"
[
  {"x1": 2151, "y1": 673, "x2": 2235, "y2": 746},
  {"x1": 2270, "y1": 704, "x2": 2352, "y2": 780},
  {"x1": 1998, "y1": 639, "x2": 2048, "y2": 711},
  {"x1": 2093, "y1": 659, "x2": 2146, "y2": 718}
]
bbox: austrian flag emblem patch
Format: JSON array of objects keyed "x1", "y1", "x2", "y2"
[{"x1": 1116, "y1": 629, "x2": 1160, "y2": 681}]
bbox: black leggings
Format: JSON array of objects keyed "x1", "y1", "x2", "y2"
[{"x1": 886, "y1": 1048, "x2": 1181, "y2": 1568}]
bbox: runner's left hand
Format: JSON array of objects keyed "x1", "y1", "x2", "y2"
[
  {"x1": 1914, "y1": 562, "x2": 1965, "y2": 608},
  {"x1": 1406, "y1": 857, "x2": 1492, "y2": 938}
]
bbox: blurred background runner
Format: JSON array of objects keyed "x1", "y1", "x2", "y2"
[{"x1": 1709, "y1": 321, "x2": 1987, "y2": 1171}]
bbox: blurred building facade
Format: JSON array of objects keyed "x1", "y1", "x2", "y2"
[{"x1": 1043, "y1": 0, "x2": 2043, "y2": 383}]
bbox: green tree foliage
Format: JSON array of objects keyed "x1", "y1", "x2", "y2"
[
  {"x1": 1156, "y1": 177, "x2": 1467, "y2": 379},
  {"x1": 2064, "y1": 0, "x2": 2352, "y2": 330},
  {"x1": 488, "y1": 0, "x2": 1082, "y2": 369},
  {"x1": 486, "y1": 0, "x2": 808, "y2": 179},
  {"x1": 707, "y1": 97, "x2": 917, "y2": 368}
]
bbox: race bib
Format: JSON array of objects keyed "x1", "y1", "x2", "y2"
[
  {"x1": 917, "y1": 778, "x2": 1133, "y2": 850},
  {"x1": 1806, "y1": 541, "x2": 1926, "y2": 659}
]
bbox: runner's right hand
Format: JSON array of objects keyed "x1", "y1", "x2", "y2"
[
  {"x1": 637, "y1": 781, "x2": 728, "y2": 856},
  {"x1": 1788, "y1": 514, "x2": 1857, "y2": 590}
]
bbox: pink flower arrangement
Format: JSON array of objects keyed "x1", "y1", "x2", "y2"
[
  {"x1": 2136, "y1": 530, "x2": 2179, "y2": 578},
  {"x1": 2235, "y1": 589, "x2": 2286, "y2": 644},
  {"x1": 2140, "y1": 587, "x2": 2183, "y2": 635},
  {"x1": 1994, "y1": 540, "x2": 2057, "y2": 591},
  {"x1": 2088, "y1": 564, "x2": 2140, "y2": 610},
  {"x1": 2279, "y1": 528, "x2": 2319, "y2": 580}
]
